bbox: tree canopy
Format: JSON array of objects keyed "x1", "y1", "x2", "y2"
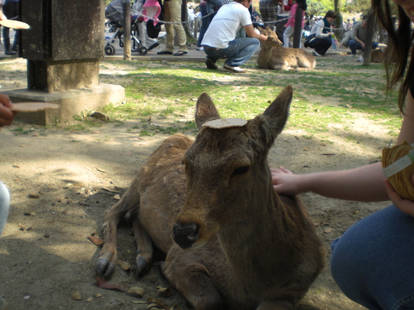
[{"x1": 306, "y1": 0, "x2": 371, "y2": 16}]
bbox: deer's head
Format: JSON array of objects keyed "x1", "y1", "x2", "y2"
[
  {"x1": 172, "y1": 86, "x2": 293, "y2": 249},
  {"x1": 259, "y1": 27, "x2": 283, "y2": 49}
]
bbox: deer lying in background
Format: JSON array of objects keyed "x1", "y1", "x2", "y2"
[
  {"x1": 370, "y1": 49, "x2": 384, "y2": 63},
  {"x1": 96, "y1": 86, "x2": 324, "y2": 310},
  {"x1": 258, "y1": 27, "x2": 316, "y2": 71}
]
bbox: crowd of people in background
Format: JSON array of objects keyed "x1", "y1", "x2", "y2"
[
  {"x1": 102, "y1": 0, "x2": 389, "y2": 70},
  {"x1": 0, "y1": 0, "x2": 387, "y2": 67},
  {"x1": 0, "y1": 0, "x2": 387, "y2": 63}
]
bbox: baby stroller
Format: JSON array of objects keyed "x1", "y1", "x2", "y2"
[{"x1": 104, "y1": 14, "x2": 148, "y2": 56}]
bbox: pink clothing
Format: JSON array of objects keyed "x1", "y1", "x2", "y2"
[
  {"x1": 143, "y1": 0, "x2": 161, "y2": 25},
  {"x1": 285, "y1": 3, "x2": 305, "y2": 28}
]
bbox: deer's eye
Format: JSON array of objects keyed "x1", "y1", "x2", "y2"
[{"x1": 231, "y1": 166, "x2": 249, "y2": 177}]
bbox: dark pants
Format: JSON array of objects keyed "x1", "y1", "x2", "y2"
[
  {"x1": 2, "y1": 0, "x2": 20, "y2": 53},
  {"x1": 197, "y1": 3, "x2": 215, "y2": 47},
  {"x1": 2, "y1": 27, "x2": 19, "y2": 52},
  {"x1": 348, "y1": 39, "x2": 379, "y2": 55},
  {"x1": 306, "y1": 36, "x2": 331, "y2": 55}
]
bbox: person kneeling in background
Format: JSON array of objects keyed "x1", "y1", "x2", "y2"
[
  {"x1": 304, "y1": 10, "x2": 336, "y2": 56},
  {"x1": 201, "y1": 0, "x2": 267, "y2": 73},
  {"x1": 348, "y1": 14, "x2": 379, "y2": 59}
]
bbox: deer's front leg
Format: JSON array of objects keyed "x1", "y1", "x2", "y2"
[
  {"x1": 95, "y1": 208, "x2": 121, "y2": 278},
  {"x1": 96, "y1": 177, "x2": 142, "y2": 278}
]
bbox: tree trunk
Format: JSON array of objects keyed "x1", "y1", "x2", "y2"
[
  {"x1": 123, "y1": 0, "x2": 131, "y2": 60},
  {"x1": 293, "y1": 7, "x2": 303, "y2": 48},
  {"x1": 334, "y1": 0, "x2": 344, "y2": 40},
  {"x1": 362, "y1": 9, "x2": 375, "y2": 66}
]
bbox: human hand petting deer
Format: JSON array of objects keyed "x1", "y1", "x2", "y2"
[
  {"x1": 0, "y1": 94, "x2": 14, "y2": 127},
  {"x1": 271, "y1": 165, "x2": 414, "y2": 217},
  {"x1": 272, "y1": 79, "x2": 414, "y2": 218}
]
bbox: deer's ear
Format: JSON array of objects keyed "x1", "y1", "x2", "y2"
[
  {"x1": 262, "y1": 86, "x2": 293, "y2": 137},
  {"x1": 195, "y1": 93, "x2": 220, "y2": 130}
]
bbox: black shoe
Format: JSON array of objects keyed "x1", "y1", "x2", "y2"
[
  {"x1": 5, "y1": 50, "x2": 16, "y2": 55},
  {"x1": 205, "y1": 58, "x2": 217, "y2": 70},
  {"x1": 157, "y1": 50, "x2": 173, "y2": 55}
]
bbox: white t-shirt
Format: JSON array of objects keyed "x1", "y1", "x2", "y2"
[
  {"x1": 201, "y1": 1, "x2": 252, "y2": 49},
  {"x1": 310, "y1": 19, "x2": 331, "y2": 38}
]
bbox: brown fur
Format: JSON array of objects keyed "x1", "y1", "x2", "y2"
[
  {"x1": 371, "y1": 48, "x2": 384, "y2": 63},
  {"x1": 96, "y1": 86, "x2": 324, "y2": 310},
  {"x1": 258, "y1": 27, "x2": 316, "y2": 70}
]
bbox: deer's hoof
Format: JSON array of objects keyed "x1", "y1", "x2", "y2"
[
  {"x1": 135, "y1": 255, "x2": 149, "y2": 278},
  {"x1": 96, "y1": 255, "x2": 116, "y2": 278},
  {"x1": 173, "y1": 222, "x2": 199, "y2": 249}
]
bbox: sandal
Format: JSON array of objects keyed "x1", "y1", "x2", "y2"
[
  {"x1": 157, "y1": 50, "x2": 173, "y2": 55},
  {"x1": 173, "y1": 50, "x2": 188, "y2": 56}
]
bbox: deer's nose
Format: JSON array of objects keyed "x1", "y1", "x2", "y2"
[{"x1": 173, "y1": 222, "x2": 199, "y2": 249}]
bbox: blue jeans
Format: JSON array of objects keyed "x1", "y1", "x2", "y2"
[
  {"x1": 331, "y1": 205, "x2": 414, "y2": 310},
  {"x1": 203, "y1": 37, "x2": 260, "y2": 67},
  {"x1": 348, "y1": 39, "x2": 379, "y2": 55},
  {"x1": 0, "y1": 181, "x2": 10, "y2": 235}
]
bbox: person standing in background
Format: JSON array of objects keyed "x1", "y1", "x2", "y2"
[
  {"x1": 259, "y1": 0, "x2": 281, "y2": 31},
  {"x1": 1, "y1": 0, "x2": 20, "y2": 55},
  {"x1": 157, "y1": 0, "x2": 188, "y2": 56},
  {"x1": 132, "y1": 0, "x2": 160, "y2": 51},
  {"x1": 282, "y1": 0, "x2": 305, "y2": 47}
]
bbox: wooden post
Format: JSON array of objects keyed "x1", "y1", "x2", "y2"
[
  {"x1": 363, "y1": 10, "x2": 375, "y2": 66},
  {"x1": 334, "y1": 0, "x2": 344, "y2": 40},
  {"x1": 293, "y1": 0, "x2": 306, "y2": 48},
  {"x1": 123, "y1": 0, "x2": 131, "y2": 60},
  {"x1": 20, "y1": 0, "x2": 104, "y2": 92},
  {"x1": 15, "y1": 0, "x2": 125, "y2": 125},
  {"x1": 293, "y1": 7, "x2": 303, "y2": 48}
]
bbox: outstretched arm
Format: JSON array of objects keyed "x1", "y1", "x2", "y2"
[
  {"x1": 272, "y1": 162, "x2": 387, "y2": 202},
  {"x1": 244, "y1": 24, "x2": 267, "y2": 41},
  {"x1": 272, "y1": 90, "x2": 414, "y2": 213}
]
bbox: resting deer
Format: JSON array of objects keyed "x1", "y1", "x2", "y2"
[
  {"x1": 95, "y1": 86, "x2": 324, "y2": 310},
  {"x1": 258, "y1": 27, "x2": 316, "y2": 70}
]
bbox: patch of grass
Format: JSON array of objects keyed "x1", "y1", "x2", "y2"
[
  {"x1": 95, "y1": 56, "x2": 401, "y2": 141},
  {"x1": 11, "y1": 127, "x2": 35, "y2": 135}
]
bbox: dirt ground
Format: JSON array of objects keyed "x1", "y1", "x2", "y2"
[{"x1": 0, "y1": 57, "x2": 392, "y2": 310}]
